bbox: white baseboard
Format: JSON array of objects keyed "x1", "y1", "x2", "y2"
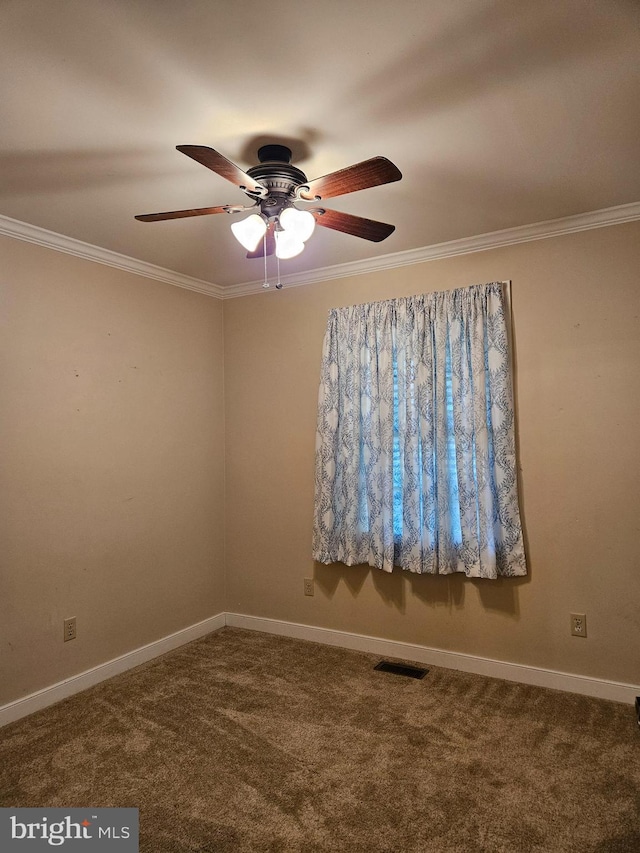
[
  {"x1": 0, "y1": 613, "x2": 225, "y2": 728},
  {"x1": 226, "y1": 613, "x2": 640, "y2": 705},
  {"x1": 2, "y1": 610, "x2": 637, "y2": 727}
]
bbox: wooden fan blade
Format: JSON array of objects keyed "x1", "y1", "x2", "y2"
[
  {"x1": 311, "y1": 208, "x2": 395, "y2": 242},
  {"x1": 246, "y1": 221, "x2": 276, "y2": 258},
  {"x1": 297, "y1": 157, "x2": 401, "y2": 201},
  {"x1": 135, "y1": 204, "x2": 252, "y2": 222},
  {"x1": 177, "y1": 145, "x2": 268, "y2": 197}
]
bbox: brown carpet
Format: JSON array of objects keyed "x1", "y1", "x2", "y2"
[{"x1": 1, "y1": 627, "x2": 638, "y2": 852}]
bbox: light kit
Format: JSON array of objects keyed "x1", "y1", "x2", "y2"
[{"x1": 231, "y1": 204, "x2": 315, "y2": 260}]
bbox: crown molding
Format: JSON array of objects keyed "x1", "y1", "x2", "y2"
[
  {"x1": 0, "y1": 213, "x2": 225, "y2": 299},
  {"x1": 2, "y1": 202, "x2": 639, "y2": 302},
  {"x1": 224, "y1": 201, "x2": 640, "y2": 299}
]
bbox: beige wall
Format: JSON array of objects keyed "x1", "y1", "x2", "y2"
[
  {"x1": 224, "y1": 222, "x2": 640, "y2": 686},
  {"x1": 2, "y1": 220, "x2": 638, "y2": 710},
  {"x1": 0, "y1": 237, "x2": 226, "y2": 704}
]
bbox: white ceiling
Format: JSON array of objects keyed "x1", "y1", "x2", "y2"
[{"x1": 1, "y1": 0, "x2": 639, "y2": 289}]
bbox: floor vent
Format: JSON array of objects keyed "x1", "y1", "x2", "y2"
[{"x1": 374, "y1": 661, "x2": 428, "y2": 679}]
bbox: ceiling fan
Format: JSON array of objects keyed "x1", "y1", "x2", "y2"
[{"x1": 135, "y1": 144, "x2": 402, "y2": 261}]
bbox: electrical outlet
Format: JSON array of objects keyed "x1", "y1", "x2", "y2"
[
  {"x1": 64, "y1": 617, "x2": 77, "y2": 642},
  {"x1": 570, "y1": 613, "x2": 587, "y2": 638},
  {"x1": 304, "y1": 578, "x2": 314, "y2": 597}
]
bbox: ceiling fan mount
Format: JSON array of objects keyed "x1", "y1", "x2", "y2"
[{"x1": 135, "y1": 142, "x2": 402, "y2": 259}]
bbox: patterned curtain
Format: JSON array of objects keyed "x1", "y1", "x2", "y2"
[{"x1": 312, "y1": 282, "x2": 527, "y2": 578}]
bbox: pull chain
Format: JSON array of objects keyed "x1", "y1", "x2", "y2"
[
  {"x1": 259, "y1": 225, "x2": 284, "y2": 291},
  {"x1": 262, "y1": 229, "x2": 269, "y2": 289}
]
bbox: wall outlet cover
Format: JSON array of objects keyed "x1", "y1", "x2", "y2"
[{"x1": 570, "y1": 613, "x2": 587, "y2": 638}]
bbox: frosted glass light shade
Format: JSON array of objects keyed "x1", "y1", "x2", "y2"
[
  {"x1": 279, "y1": 207, "x2": 316, "y2": 242},
  {"x1": 231, "y1": 214, "x2": 267, "y2": 251},
  {"x1": 275, "y1": 229, "x2": 305, "y2": 259}
]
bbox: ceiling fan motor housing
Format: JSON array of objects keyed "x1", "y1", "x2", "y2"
[{"x1": 247, "y1": 146, "x2": 308, "y2": 220}]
